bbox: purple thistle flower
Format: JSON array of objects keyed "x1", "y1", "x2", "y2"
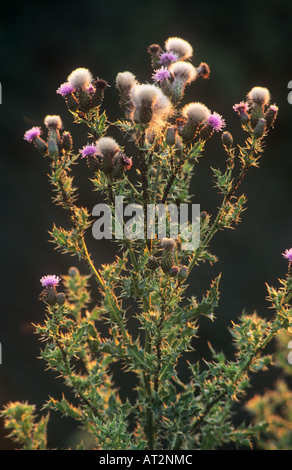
[
  {"x1": 152, "y1": 67, "x2": 171, "y2": 83},
  {"x1": 208, "y1": 112, "x2": 226, "y2": 132},
  {"x1": 80, "y1": 143, "x2": 99, "y2": 158},
  {"x1": 159, "y1": 52, "x2": 178, "y2": 66},
  {"x1": 40, "y1": 275, "x2": 61, "y2": 288},
  {"x1": 24, "y1": 126, "x2": 42, "y2": 142},
  {"x1": 283, "y1": 248, "x2": 292, "y2": 262},
  {"x1": 57, "y1": 82, "x2": 75, "y2": 96},
  {"x1": 233, "y1": 101, "x2": 249, "y2": 115}
]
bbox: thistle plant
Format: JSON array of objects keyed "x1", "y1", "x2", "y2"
[{"x1": 2, "y1": 36, "x2": 292, "y2": 451}]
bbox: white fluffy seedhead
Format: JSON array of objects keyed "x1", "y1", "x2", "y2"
[
  {"x1": 67, "y1": 67, "x2": 93, "y2": 91},
  {"x1": 44, "y1": 115, "x2": 63, "y2": 129},
  {"x1": 95, "y1": 137, "x2": 120, "y2": 157},
  {"x1": 116, "y1": 71, "x2": 137, "y2": 92},
  {"x1": 182, "y1": 102, "x2": 211, "y2": 124},
  {"x1": 168, "y1": 61, "x2": 197, "y2": 84},
  {"x1": 247, "y1": 86, "x2": 270, "y2": 106},
  {"x1": 165, "y1": 37, "x2": 193, "y2": 60},
  {"x1": 161, "y1": 237, "x2": 176, "y2": 249},
  {"x1": 130, "y1": 84, "x2": 172, "y2": 124}
]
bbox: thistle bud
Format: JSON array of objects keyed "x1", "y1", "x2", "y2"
[
  {"x1": 56, "y1": 292, "x2": 66, "y2": 306},
  {"x1": 253, "y1": 117, "x2": 266, "y2": 139},
  {"x1": 265, "y1": 105, "x2": 278, "y2": 129},
  {"x1": 196, "y1": 62, "x2": 210, "y2": 79},
  {"x1": 168, "y1": 266, "x2": 179, "y2": 277},
  {"x1": 147, "y1": 44, "x2": 162, "y2": 68},
  {"x1": 221, "y1": 131, "x2": 233, "y2": 149},
  {"x1": 62, "y1": 131, "x2": 73, "y2": 151},
  {"x1": 160, "y1": 237, "x2": 176, "y2": 273},
  {"x1": 34, "y1": 137, "x2": 48, "y2": 156},
  {"x1": 165, "y1": 126, "x2": 178, "y2": 146},
  {"x1": 68, "y1": 266, "x2": 80, "y2": 277},
  {"x1": 146, "y1": 256, "x2": 160, "y2": 271},
  {"x1": 178, "y1": 265, "x2": 189, "y2": 281}
]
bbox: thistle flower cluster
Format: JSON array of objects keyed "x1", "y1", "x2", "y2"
[
  {"x1": 15, "y1": 36, "x2": 292, "y2": 453},
  {"x1": 57, "y1": 67, "x2": 108, "y2": 113},
  {"x1": 233, "y1": 86, "x2": 278, "y2": 135},
  {"x1": 40, "y1": 275, "x2": 65, "y2": 306}
]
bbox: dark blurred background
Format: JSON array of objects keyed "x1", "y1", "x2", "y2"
[{"x1": 0, "y1": 0, "x2": 291, "y2": 449}]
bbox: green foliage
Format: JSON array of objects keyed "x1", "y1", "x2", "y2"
[{"x1": 2, "y1": 37, "x2": 289, "y2": 450}]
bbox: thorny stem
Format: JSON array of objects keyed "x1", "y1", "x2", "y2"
[
  {"x1": 161, "y1": 157, "x2": 184, "y2": 204},
  {"x1": 137, "y1": 131, "x2": 152, "y2": 252}
]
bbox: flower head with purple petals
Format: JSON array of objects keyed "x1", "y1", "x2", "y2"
[
  {"x1": 80, "y1": 143, "x2": 99, "y2": 158},
  {"x1": 57, "y1": 82, "x2": 75, "y2": 97},
  {"x1": 208, "y1": 112, "x2": 226, "y2": 132},
  {"x1": 152, "y1": 67, "x2": 171, "y2": 83},
  {"x1": 40, "y1": 275, "x2": 61, "y2": 288},
  {"x1": 283, "y1": 248, "x2": 292, "y2": 262},
  {"x1": 233, "y1": 101, "x2": 249, "y2": 115},
  {"x1": 159, "y1": 52, "x2": 178, "y2": 67},
  {"x1": 24, "y1": 127, "x2": 42, "y2": 142}
]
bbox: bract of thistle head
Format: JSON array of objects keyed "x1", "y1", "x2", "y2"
[
  {"x1": 44, "y1": 115, "x2": 63, "y2": 129},
  {"x1": 247, "y1": 86, "x2": 270, "y2": 107},
  {"x1": 168, "y1": 61, "x2": 197, "y2": 84},
  {"x1": 67, "y1": 67, "x2": 93, "y2": 92},
  {"x1": 40, "y1": 275, "x2": 61, "y2": 288},
  {"x1": 24, "y1": 126, "x2": 42, "y2": 142},
  {"x1": 95, "y1": 136, "x2": 120, "y2": 158},
  {"x1": 283, "y1": 248, "x2": 292, "y2": 262},
  {"x1": 116, "y1": 71, "x2": 137, "y2": 92},
  {"x1": 165, "y1": 37, "x2": 193, "y2": 60},
  {"x1": 182, "y1": 102, "x2": 211, "y2": 124}
]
